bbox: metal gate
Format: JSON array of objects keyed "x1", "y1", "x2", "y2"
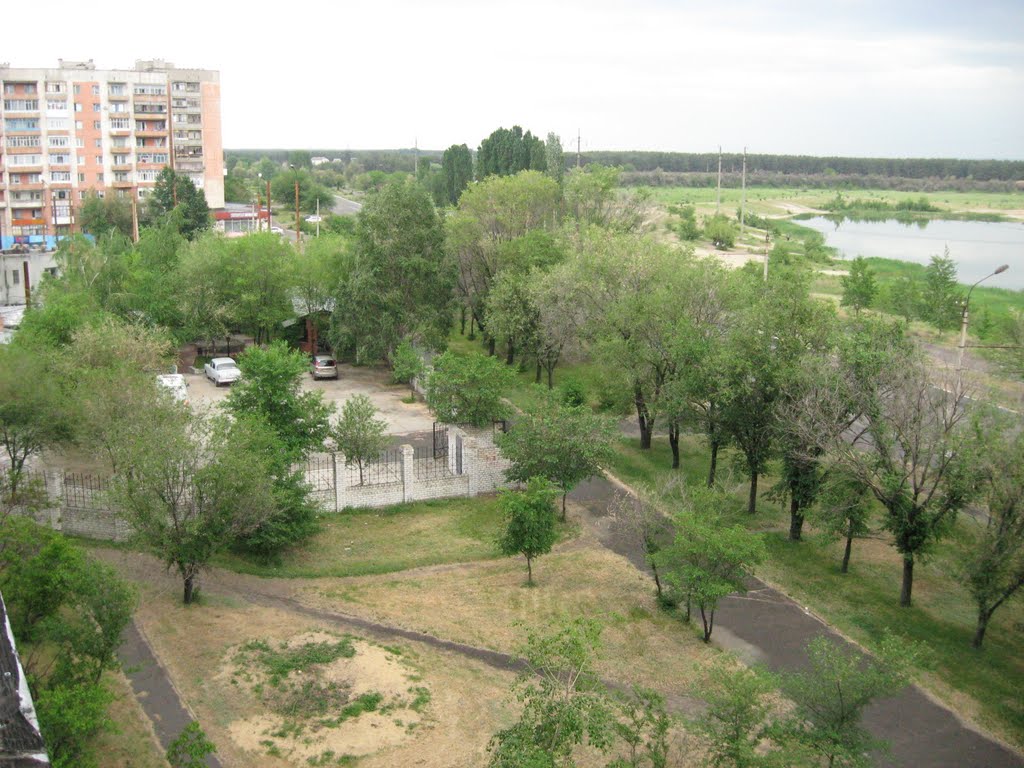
[{"x1": 432, "y1": 422, "x2": 449, "y2": 460}]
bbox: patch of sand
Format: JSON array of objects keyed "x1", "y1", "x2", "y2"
[{"x1": 223, "y1": 631, "x2": 428, "y2": 763}]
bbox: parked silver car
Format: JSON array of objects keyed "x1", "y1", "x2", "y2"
[{"x1": 310, "y1": 355, "x2": 338, "y2": 380}]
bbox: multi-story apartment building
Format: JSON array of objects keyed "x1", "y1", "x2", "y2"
[{"x1": 0, "y1": 59, "x2": 223, "y2": 249}]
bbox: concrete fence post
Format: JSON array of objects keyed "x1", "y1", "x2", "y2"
[
  {"x1": 336, "y1": 453, "x2": 347, "y2": 511},
  {"x1": 401, "y1": 445, "x2": 415, "y2": 503},
  {"x1": 331, "y1": 452, "x2": 339, "y2": 513},
  {"x1": 45, "y1": 468, "x2": 64, "y2": 531},
  {"x1": 465, "y1": 437, "x2": 479, "y2": 497}
]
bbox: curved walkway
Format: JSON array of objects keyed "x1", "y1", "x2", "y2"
[{"x1": 570, "y1": 475, "x2": 1024, "y2": 768}]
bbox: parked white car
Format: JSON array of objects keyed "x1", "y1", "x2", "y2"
[
  {"x1": 156, "y1": 373, "x2": 189, "y2": 404},
  {"x1": 204, "y1": 357, "x2": 241, "y2": 386}
]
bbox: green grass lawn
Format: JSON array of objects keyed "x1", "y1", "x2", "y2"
[
  {"x1": 216, "y1": 497, "x2": 506, "y2": 578},
  {"x1": 606, "y1": 432, "x2": 1024, "y2": 747},
  {"x1": 215, "y1": 496, "x2": 578, "y2": 579}
]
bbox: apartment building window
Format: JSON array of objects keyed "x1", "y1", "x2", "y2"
[
  {"x1": 3, "y1": 99, "x2": 39, "y2": 111},
  {"x1": 113, "y1": 171, "x2": 131, "y2": 182},
  {"x1": 73, "y1": 84, "x2": 81, "y2": 95},
  {"x1": 112, "y1": 137, "x2": 129, "y2": 148},
  {"x1": 48, "y1": 153, "x2": 71, "y2": 164},
  {"x1": 47, "y1": 118, "x2": 69, "y2": 130},
  {"x1": 75, "y1": 121, "x2": 84, "y2": 130},
  {"x1": 110, "y1": 118, "x2": 130, "y2": 130},
  {"x1": 108, "y1": 83, "x2": 127, "y2": 96},
  {"x1": 93, "y1": 103, "x2": 101, "y2": 112},
  {"x1": 10, "y1": 154, "x2": 42, "y2": 166},
  {"x1": 97, "y1": 173, "x2": 104, "y2": 183},
  {"x1": 95, "y1": 155, "x2": 103, "y2": 164},
  {"x1": 4, "y1": 118, "x2": 40, "y2": 131},
  {"x1": 6, "y1": 136, "x2": 40, "y2": 148},
  {"x1": 133, "y1": 84, "x2": 166, "y2": 96},
  {"x1": 76, "y1": 137, "x2": 84, "y2": 148},
  {"x1": 45, "y1": 82, "x2": 66, "y2": 94},
  {"x1": 110, "y1": 102, "x2": 128, "y2": 113},
  {"x1": 74, "y1": 102, "x2": 83, "y2": 112},
  {"x1": 91, "y1": 85, "x2": 100, "y2": 95},
  {"x1": 94, "y1": 138, "x2": 103, "y2": 148},
  {"x1": 25, "y1": 84, "x2": 37, "y2": 94},
  {"x1": 11, "y1": 270, "x2": 19, "y2": 286},
  {"x1": 78, "y1": 173, "x2": 86, "y2": 182},
  {"x1": 48, "y1": 136, "x2": 69, "y2": 148},
  {"x1": 46, "y1": 99, "x2": 67, "y2": 111},
  {"x1": 11, "y1": 191, "x2": 42, "y2": 201},
  {"x1": 94, "y1": 120, "x2": 103, "y2": 130},
  {"x1": 10, "y1": 174, "x2": 42, "y2": 184},
  {"x1": 78, "y1": 156, "x2": 87, "y2": 165},
  {"x1": 50, "y1": 171, "x2": 72, "y2": 182},
  {"x1": 4, "y1": 84, "x2": 16, "y2": 94},
  {"x1": 137, "y1": 170, "x2": 160, "y2": 182}
]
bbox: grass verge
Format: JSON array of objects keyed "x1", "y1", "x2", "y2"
[{"x1": 606, "y1": 432, "x2": 1024, "y2": 747}]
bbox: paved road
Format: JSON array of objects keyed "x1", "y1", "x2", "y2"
[
  {"x1": 332, "y1": 194, "x2": 362, "y2": 216},
  {"x1": 569, "y1": 475, "x2": 1024, "y2": 768},
  {"x1": 119, "y1": 622, "x2": 221, "y2": 767}
]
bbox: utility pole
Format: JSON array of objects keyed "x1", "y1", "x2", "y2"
[
  {"x1": 131, "y1": 185, "x2": 139, "y2": 241},
  {"x1": 577, "y1": 128, "x2": 581, "y2": 168},
  {"x1": 740, "y1": 146, "x2": 747, "y2": 235},
  {"x1": 763, "y1": 230, "x2": 770, "y2": 282},
  {"x1": 716, "y1": 146, "x2": 722, "y2": 213},
  {"x1": 22, "y1": 261, "x2": 31, "y2": 306},
  {"x1": 266, "y1": 178, "x2": 272, "y2": 232},
  {"x1": 294, "y1": 175, "x2": 301, "y2": 246},
  {"x1": 315, "y1": 197, "x2": 320, "y2": 238}
]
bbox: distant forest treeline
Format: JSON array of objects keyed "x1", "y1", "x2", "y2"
[{"x1": 226, "y1": 148, "x2": 1024, "y2": 190}]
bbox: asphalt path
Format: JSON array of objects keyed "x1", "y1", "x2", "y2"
[{"x1": 569, "y1": 475, "x2": 1024, "y2": 768}]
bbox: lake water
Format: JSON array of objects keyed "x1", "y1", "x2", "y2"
[{"x1": 796, "y1": 217, "x2": 1024, "y2": 290}]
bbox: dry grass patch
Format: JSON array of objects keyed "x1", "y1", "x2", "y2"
[
  {"x1": 92, "y1": 668, "x2": 169, "y2": 768},
  {"x1": 305, "y1": 535, "x2": 713, "y2": 697}
]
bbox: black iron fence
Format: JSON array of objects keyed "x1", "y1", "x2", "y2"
[
  {"x1": 61, "y1": 473, "x2": 109, "y2": 510},
  {"x1": 412, "y1": 445, "x2": 455, "y2": 481},
  {"x1": 342, "y1": 448, "x2": 402, "y2": 488}
]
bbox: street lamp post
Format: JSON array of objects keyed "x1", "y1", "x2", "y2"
[
  {"x1": 956, "y1": 264, "x2": 1009, "y2": 391},
  {"x1": 289, "y1": 164, "x2": 301, "y2": 246}
]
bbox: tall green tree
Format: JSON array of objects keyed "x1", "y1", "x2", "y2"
[
  {"x1": 496, "y1": 392, "x2": 616, "y2": 518},
  {"x1": 332, "y1": 394, "x2": 389, "y2": 485},
  {"x1": 110, "y1": 407, "x2": 276, "y2": 603},
  {"x1": 693, "y1": 659, "x2": 779, "y2": 768},
  {"x1": 655, "y1": 496, "x2": 766, "y2": 642},
  {"x1": 477, "y1": 125, "x2": 547, "y2": 179},
  {"x1": 223, "y1": 232, "x2": 295, "y2": 344},
  {"x1": 426, "y1": 351, "x2": 515, "y2": 427},
  {"x1": 0, "y1": 346, "x2": 73, "y2": 494},
  {"x1": 78, "y1": 191, "x2": 133, "y2": 238},
  {"x1": 497, "y1": 478, "x2": 560, "y2": 585},
  {"x1": 778, "y1": 635, "x2": 923, "y2": 768},
  {"x1": 544, "y1": 132, "x2": 565, "y2": 186},
  {"x1": 224, "y1": 341, "x2": 332, "y2": 459},
  {"x1": 332, "y1": 180, "x2": 453, "y2": 362},
  {"x1": 963, "y1": 426, "x2": 1024, "y2": 648},
  {"x1": 920, "y1": 250, "x2": 963, "y2": 331},
  {"x1": 442, "y1": 143, "x2": 474, "y2": 205},
  {"x1": 149, "y1": 167, "x2": 211, "y2": 240},
  {"x1": 839, "y1": 256, "x2": 878, "y2": 315}
]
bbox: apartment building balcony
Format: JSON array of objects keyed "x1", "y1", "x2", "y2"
[
  {"x1": 10, "y1": 217, "x2": 45, "y2": 227},
  {"x1": 9, "y1": 199, "x2": 41, "y2": 208},
  {"x1": 111, "y1": 179, "x2": 135, "y2": 189},
  {"x1": 6, "y1": 145, "x2": 43, "y2": 155},
  {"x1": 133, "y1": 105, "x2": 167, "y2": 117},
  {"x1": 108, "y1": 127, "x2": 132, "y2": 136},
  {"x1": 132, "y1": 91, "x2": 166, "y2": 102},
  {"x1": 111, "y1": 162, "x2": 133, "y2": 172}
]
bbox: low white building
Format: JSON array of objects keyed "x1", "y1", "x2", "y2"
[{"x1": 0, "y1": 248, "x2": 58, "y2": 306}]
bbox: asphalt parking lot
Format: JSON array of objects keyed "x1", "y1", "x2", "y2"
[{"x1": 185, "y1": 362, "x2": 434, "y2": 436}]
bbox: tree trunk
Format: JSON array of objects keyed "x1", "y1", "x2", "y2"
[
  {"x1": 535, "y1": 361, "x2": 542, "y2": 384},
  {"x1": 526, "y1": 555, "x2": 533, "y2": 585},
  {"x1": 684, "y1": 595, "x2": 691, "y2": 623},
  {"x1": 841, "y1": 524, "x2": 854, "y2": 573},
  {"x1": 561, "y1": 491, "x2": 567, "y2": 521},
  {"x1": 460, "y1": 307, "x2": 466, "y2": 335},
  {"x1": 468, "y1": 315, "x2": 475, "y2": 339},
  {"x1": 747, "y1": 471, "x2": 758, "y2": 514},
  {"x1": 487, "y1": 336, "x2": 496, "y2": 356},
  {"x1": 547, "y1": 366, "x2": 554, "y2": 389},
  {"x1": 900, "y1": 556, "x2": 914, "y2": 607},
  {"x1": 635, "y1": 385, "x2": 653, "y2": 450},
  {"x1": 707, "y1": 440, "x2": 719, "y2": 487},
  {"x1": 651, "y1": 563, "x2": 662, "y2": 597},
  {"x1": 972, "y1": 609, "x2": 991, "y2": 649},
  {"x1": 700, "y1": 605, "x2": 713, "y2": 642},
  {"x1": 506, "y1": 342, "x2": 514, "y2": 366},
  {"x1": 183, "y1": 574, "x2": 195, "y2": 605},
  {"x1": 789, "y1": 497, "x2": 803, "y2": 541},
  {"x1": 669, "y1": 422, "x2": 680, "y2": 469}
]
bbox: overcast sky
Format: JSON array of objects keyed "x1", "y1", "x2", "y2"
[{"x1": 7, "y1": 0, "x2": 1023, "y2": 159}]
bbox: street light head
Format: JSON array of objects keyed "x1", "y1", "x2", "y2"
[{"x1": 995, "y1": 264, "x2": 1009, "y2": 275}]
